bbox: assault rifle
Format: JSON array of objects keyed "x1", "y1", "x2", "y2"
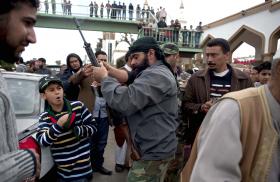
[
  {"x1": 73, "y1": 17, "x2": 102, "y2": 96},
  {"x1": 73, "y1": 17, "x2": 99, "y2": 67}
]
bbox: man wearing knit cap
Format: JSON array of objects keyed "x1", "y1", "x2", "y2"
[
  {"x1": 162, "y1": 43, "x2": 180, "y2": 73},
  {"x1": 92, "y1": 37, "x2": 178, "y2": 181},
  {"x1": 161, "y1": 43, "x2": 187, "y2": 182}
]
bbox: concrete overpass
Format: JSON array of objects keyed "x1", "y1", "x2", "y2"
[
  {"x1": 36, "y1": 13, "x2": 140, "y2": 34},
  {"x1": 35, "y1": 2, "x2": 146, "y2": 34},
  {"x1": 35, "y1": 1, "x2": 203, "y2": 63}
]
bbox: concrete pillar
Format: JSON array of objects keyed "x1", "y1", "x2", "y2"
[{"x1": 261, "y1": 52, "x2": 274, "y2": 61}]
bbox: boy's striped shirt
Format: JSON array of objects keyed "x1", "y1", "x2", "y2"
[{"x1": 36, "y1": 101, "x2": 97, "y2": 180}]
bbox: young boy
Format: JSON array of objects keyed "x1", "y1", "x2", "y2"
[
  {"x1": 256, "y1": 61, "x2": 271, "y2": 86},
  {"x1": 36, "y1": 76, "x2": 97, "y2": 182}
]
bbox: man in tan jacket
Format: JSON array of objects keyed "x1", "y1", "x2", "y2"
[{"x1": 181, "y1": 58, "x2": 280, "y2": 182}]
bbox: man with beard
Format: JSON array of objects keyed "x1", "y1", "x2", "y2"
[
  {"x1": 60, "y1": 53, "x2": 93, "y2": 102},
  {"x1": 0, "y1": 0, "x2": 41, "y2": 181},
  {"x1": 99, "y1": 50, "x2": 152, "y2": 85},
  {"x1": 92, "y1": 37, "x2": 178, "y2": 181},
  {"x1": 181, "y1": 38, "x2": 253, "y2": 146}
]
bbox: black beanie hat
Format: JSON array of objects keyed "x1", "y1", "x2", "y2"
[
  {"x1": 129, "y1": 37, "x2": 161, "y2": 54},
  {"x1": 129, "y1": 37, "x2": 175, "y2": 77}
]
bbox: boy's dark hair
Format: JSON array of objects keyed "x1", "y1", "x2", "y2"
[
  {"x1": 207, "y1": 38, "x2": 230, "y2": 54},
  {"x1": 252, "y1": 66, "x2": 259, "y2": 71},
  {"x1": 0, "y1": 0, "x2": 40, "y2": 15},
  {"x1": 256, "y1": 61, "x2": 271, "y2": 73},
  {"x1": 95, "y1": 50, "x2": 107, "y2": 57}
]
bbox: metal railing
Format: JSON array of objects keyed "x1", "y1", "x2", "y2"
[
  {"x1": 139, "y1": 27, "x2": 203, "y2": 48},
  {"x1": 38, "y1": 1, "x2": 157, "y2": 22}
]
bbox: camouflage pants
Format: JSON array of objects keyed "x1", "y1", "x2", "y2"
[
  {"x1": 164, "y1": 144, "x2": 187, "y2": 182},
  {"x1": 127, "y1": 157, "x2": 172, "y2": 182}
]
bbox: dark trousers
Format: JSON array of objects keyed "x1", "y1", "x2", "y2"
[{"x1": 90, "y1": 117, "x2": 109, "y2": 168}]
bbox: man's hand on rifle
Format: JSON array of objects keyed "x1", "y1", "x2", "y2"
[
  {"x1": 92, "y1": 62, "x2": 108, "y2": 83},
  {"x1": 102, "y1": 62, "x2": 129, "y2": 83},
  {"x1": 82, "y1": 64, "x2": 94, "y2": 77},
  {"x1": 102, "y1": 61, "x2": 113, "y2": 71},
  {"x1": 91, "y1": 80, "x2": 101, "y2": 87}
]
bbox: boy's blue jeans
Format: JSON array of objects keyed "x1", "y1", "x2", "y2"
[{"x1": 90, "y1": 117, "x2": 109, "y2": 168}]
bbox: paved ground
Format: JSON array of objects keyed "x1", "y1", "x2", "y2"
[{"x1": 92, "y1": 127, "x2": 128, "y2": 182}]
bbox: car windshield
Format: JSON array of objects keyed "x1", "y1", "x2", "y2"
[{"x1": 5, "y1": 78, "x2": 40, "y2": 115}]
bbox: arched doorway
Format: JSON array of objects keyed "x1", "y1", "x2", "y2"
[
  {"x1": 228, "y1": 25, "x2": 265, "y2": 62},
  {"x1": 268, "y1": 26, "x2": 280, "y2": 59}
]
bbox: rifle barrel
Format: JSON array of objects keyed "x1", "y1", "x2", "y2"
[{"x1": 73, "y1": 17, "x2": 87, "y2": 44}]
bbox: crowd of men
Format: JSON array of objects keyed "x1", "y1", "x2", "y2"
[
  {"x1": 43, "y1": 0, "x2": 161, "y2": 21},
  {"x1": 0, "y1": 0, "x2": 279, "y2": 182}
]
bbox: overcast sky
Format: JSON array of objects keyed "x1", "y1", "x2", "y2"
[{"x1": 21, "y1": 0, "x2": 264, "y2": 65}]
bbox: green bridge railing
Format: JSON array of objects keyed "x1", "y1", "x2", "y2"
[{"x1": 138, "y1": 27, "x2": 203, "y2": 49}]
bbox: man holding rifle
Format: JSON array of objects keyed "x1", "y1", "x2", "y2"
[{"x1": 92, "y1": 37, "x2": 178, "y2": 181}]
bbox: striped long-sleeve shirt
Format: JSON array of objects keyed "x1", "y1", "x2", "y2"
[{"x1": 36, "y1": 100, "x2": 97, "y2": 180}]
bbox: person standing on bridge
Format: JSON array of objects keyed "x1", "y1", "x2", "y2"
[
  {"x1": 89, "y1": 1, "x2": 93, "y2": 17},
  {"x1": 117, "y1": 2, "x2": 122, "y2": 20},
  {"x1": 66, "y1": 0, "x2": 72, "y2": 15},
  {"x1": 136, "y1": 4, "x2": 140, "y2": 20},
  {"x1": 44, "y1": 0, "x2": 49, "y2": 13},
  {"x1": 128, "y1": 3, "x2": 133, "y2": 20},
  {"x1": 62, "y1": 0, "x2": 67, "y2": 15},
  {"x1": 105, "y1": 0, "x2": 111, "y2": 18},
  {"x1": 92, "y1": 37, "x2": 178, "y2": 182},
  {"x1": 100, "y1": 2, "x2": 104, "y2": 18},
  {"x1": 94, "y1": 1, "x2": 98, "y2": 17},
  {"x1": 122, "y1": 2, "x2": 126, "y2": 20},
  {"x1": 51, "y1": 0, "x2": 56, "y2": 14}
]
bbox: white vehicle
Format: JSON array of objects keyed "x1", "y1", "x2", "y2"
[{"x1": 2, "y1": 71, "x2": 54, "y2": 179}]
